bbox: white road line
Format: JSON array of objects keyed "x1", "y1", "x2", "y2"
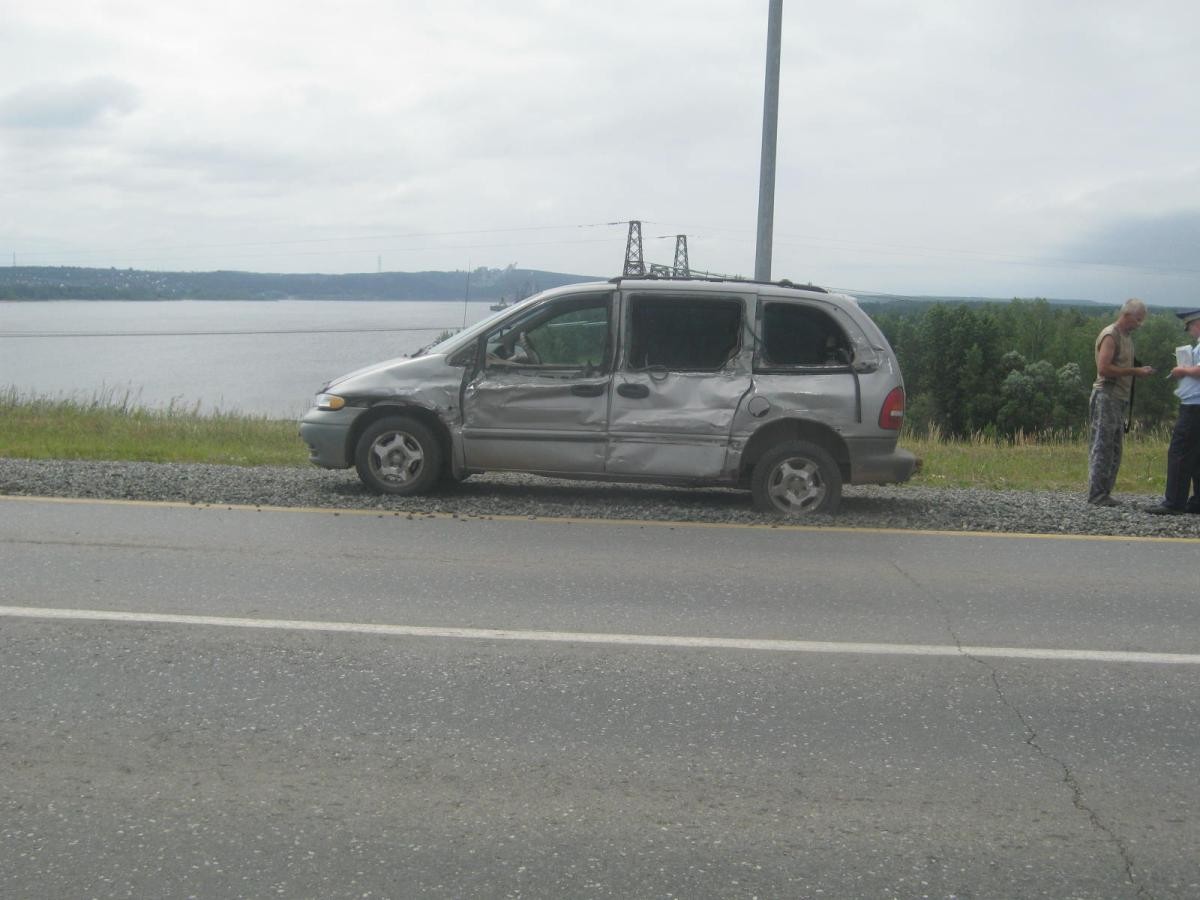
[{"x1": 2, "y1": 605, "x2": 1198, "y2": 665}]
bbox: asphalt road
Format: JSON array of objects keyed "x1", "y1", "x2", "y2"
[{"x1": 2, "y1": 496, "x2": 1198, "y2": 899}]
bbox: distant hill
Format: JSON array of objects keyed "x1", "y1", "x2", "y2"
[
  {"x1": 0, "y1": 265, "x2": 600, "y2": 301},
  {"x1": 0, "y1": 266, "x2": 1119, "y2": 310}
]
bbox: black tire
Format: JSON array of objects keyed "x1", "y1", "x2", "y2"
[
  {"x1": 354, "y1": 416, "x2": 443, "y2": 495},
  {"x1": 751, "y1": 440, "x2": 842, "y2": 515}
]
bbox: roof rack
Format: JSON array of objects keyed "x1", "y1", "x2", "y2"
[{"x1": 608, "y1": 272, "x2": 827, "y2": 293}]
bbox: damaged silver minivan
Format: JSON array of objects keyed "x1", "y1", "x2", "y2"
[{"x1": 299, "y1": 277, "x2": 917, "y2": 515}]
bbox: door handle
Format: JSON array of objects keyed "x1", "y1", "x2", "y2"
[
  {"x1": 571, "y1": 383, "x2": 606, "y2": 397},
  {"x1": 617, "y1": 382, "x2": 650, "y2": 399}
]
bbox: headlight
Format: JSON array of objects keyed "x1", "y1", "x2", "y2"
[{"x1": 315, "y1": 393, "x2": 346, "y2": 411}]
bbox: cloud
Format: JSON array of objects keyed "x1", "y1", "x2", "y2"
[
  {"x1": 0, "y1": 0, "x2": 1197, "y2": 304},
  {"x1": 1064, "y1": 210, "x2": 1200, "y2": 273},
  {"x1": 0, "y1": 76, "x2": 139, "y2": 130}
]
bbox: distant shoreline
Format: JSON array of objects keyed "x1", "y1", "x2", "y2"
[
  {"x1": 1, "y1": 265, "x2": 1128, "y2": 309},
  {"x1": 0, "y1": 264, "x2": 597, "y2": 302}
]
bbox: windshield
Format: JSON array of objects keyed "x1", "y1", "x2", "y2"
[{"x1": 410, "y1": 306, "x2": 513, "y2": 358}]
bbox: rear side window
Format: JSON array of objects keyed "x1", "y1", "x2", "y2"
[
  {"x1": 757, "y1": 302, "x2": 851, "y2": 370},
  {"x1": 627, "y1": 295, "x2": 742, "y2": 371}
]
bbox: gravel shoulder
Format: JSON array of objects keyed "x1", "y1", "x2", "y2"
[{"x1": 3, "y1": 457, "x2": 1198, "y2": 539}]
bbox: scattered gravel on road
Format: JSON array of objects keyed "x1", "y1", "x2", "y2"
[{"x1": 1, "y1": 457, "x2": 1197, "y2": 539}]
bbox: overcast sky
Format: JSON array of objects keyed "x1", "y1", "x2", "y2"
[{"x1": 1, "y1": 0, "x2": 1197, "y2": 304}]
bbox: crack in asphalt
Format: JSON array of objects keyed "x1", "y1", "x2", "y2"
[
  {"x1": 889, "y1": 560, "x2": 1151, "y2": 900},
  {"x1": 981, "y1": 667, "x2": 1149, "y2": 900}
]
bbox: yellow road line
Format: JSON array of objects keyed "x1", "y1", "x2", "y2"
[{"x1": 4, "y1": 492, "x2": 1200, "y2": 543}]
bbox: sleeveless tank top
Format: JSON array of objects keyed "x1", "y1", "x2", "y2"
[{"x1": 1092, "y1": 323, "x2": 1134, "y2": 402}]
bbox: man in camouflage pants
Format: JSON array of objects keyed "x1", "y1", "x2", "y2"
[{"x1": 1088, "y1": 298, "x2": 1154, "y2": 506}]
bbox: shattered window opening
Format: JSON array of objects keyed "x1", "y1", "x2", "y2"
[
  {"x1": 757, "y1": 302, "x2": 852, "y2": 370},
  {"x1": 627, "y1": 295, "x2": 743, "y2": 371}
]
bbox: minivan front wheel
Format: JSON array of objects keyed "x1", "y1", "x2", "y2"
[
  {"x1": 751, "y1": 441, "x2": 842, "y2": 515},
  {"x1": 354, "y1": 416, "x2": 443, "y2": 495}
]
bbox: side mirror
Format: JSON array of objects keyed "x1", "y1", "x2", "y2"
[{"x1": 450, "y1": 345, "x2": 477, "y2": 368}]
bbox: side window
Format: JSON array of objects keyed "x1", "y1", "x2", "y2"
[
  {"x1": 626, "y1": 295, "x2": 742, "y2": 371},
  {"x1": 757, "y1": 302, "x2": 852, "y2": 370},
  {"x1": 484, "y1": 294, "x2": 611, "y2": 375}
]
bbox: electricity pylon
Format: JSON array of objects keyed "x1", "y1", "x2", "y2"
[
  {"x1": 673, "y1": 235, "x2": 690, "y2": 277},
  {"x1": 623, "y1": 220, "x2": 646, "y2": 276}
]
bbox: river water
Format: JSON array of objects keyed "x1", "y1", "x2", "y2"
[{"x1": 0, "y1": 299, "x2": 502, "y2": 418}]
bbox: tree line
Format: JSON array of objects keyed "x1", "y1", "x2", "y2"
[{"x1": 865, "y1": 299, "x2": 1188, "y2": 438}]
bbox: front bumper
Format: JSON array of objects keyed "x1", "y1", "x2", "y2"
[{"x1": 298, "y1": 406, "x2": 366, "y2": 469}]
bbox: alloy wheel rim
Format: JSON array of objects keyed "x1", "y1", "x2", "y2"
[
  {"x1": 767, "y1": 458, "x2": 825, "y2": 512},
  {"x1": 371, "y1": 432, "x2": 424, "y2": 483}
]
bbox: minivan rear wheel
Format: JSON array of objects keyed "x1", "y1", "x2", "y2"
[
  {"x1": 751, "y1": 441, "x2": 841, "y2": 515},
  {"x1": 355, "y1": 416, "x2": 443, "y2": 495}
]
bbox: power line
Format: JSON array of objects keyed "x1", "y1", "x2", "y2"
[
  {"x1": 12, "y1": 212, "x2": 1197, "y2": 281},
  {"x1": 11, "y1": 221, "x2": 634, "y2": 264},
  {"x1": 12, "y1": 236, "x2": 629, "y2": 270},
  {"x1": 0, "y1": 326, "x2": 459, "y2": 339},
  {"x1": 655, "y1": 221, "x2": 1200, "y2": 278}
]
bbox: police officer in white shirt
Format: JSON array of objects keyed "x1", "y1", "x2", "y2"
[{"x1": 1147, "y1": 308, "x2": 1200, "y2": 514}]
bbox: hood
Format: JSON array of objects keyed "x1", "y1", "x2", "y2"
[{"x1": 323, "y1": 353, "x2": 458, "y2": 395}]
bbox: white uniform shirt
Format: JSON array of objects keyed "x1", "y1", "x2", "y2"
[{"x1": 1177, "y1": 342, "x2": 1200, "y2": 405}]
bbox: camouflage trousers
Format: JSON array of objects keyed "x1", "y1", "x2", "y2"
[{"x1": 1087, "y1": 388, "x2": 1127, "y2": 503}]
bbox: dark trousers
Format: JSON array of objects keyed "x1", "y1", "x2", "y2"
[{"x1": 1163, "y1": 404, "x2": 1200, "y2": 511}]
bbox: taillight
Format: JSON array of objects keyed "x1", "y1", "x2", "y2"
[{"x1": 878, "y1": 386, "x2": 905, "y2": 430}]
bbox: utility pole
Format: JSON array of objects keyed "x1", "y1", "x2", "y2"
[{"x1": 754, "y1": 0, "x2": 783, "y2": 283}]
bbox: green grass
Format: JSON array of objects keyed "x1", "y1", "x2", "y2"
[
  {"x1": 0, "y1": 388, "x2": 308, "y2": 467},
  {"x1": 0, "y1": 388, "x2": 1172, "y2": 494},
  {"x1": 903, "y1": 426, "x2": 1168, "y2": 494}
]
